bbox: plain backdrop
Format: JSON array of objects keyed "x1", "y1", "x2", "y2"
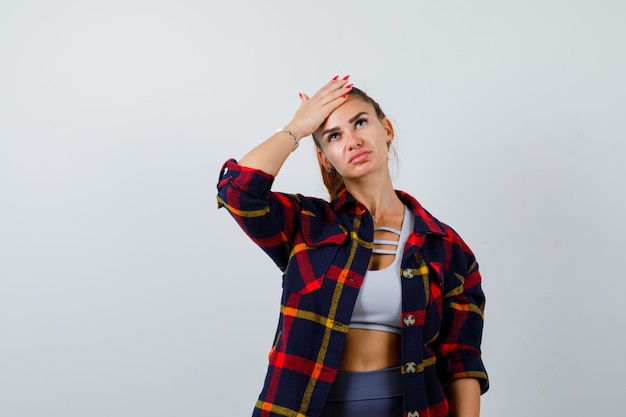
[{"x1": 1, "y1": 1, "x2": 625, "y2": 416}]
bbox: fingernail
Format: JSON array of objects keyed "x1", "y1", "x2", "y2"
[
  {"x1": 342, "y1": 75, "x2": 350, "y2": 80},
  {"x1": 332, "y1": 75, "x2": 339, "y2": 81},
  {"x1": 345, "y1": 84, "x2": 353, "y2": 89},
  {"x1": 298, "y1": 92, "x2": 303, "y2": 99},
  {"x1": 342, "y1": 94, "x2": 348, "y2": 99}
]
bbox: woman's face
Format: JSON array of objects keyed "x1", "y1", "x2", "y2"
[{"x1": 315, "y1": 97, "x2": 394, "y2": 181}]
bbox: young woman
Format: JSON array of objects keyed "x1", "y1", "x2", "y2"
[{"x1": 217, "y1": 76, "x2": 489, "y2": 417}]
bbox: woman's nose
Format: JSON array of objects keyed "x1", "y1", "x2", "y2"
[{"x1": 345, "y1": 131, "x2": 363, "y2": 150}]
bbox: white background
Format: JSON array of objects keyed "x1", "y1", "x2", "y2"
[{"x1": 1, "y1": 1, "x2": 625, "y2": 416}]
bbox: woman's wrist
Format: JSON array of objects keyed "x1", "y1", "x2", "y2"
[
  {"x1": 275, "y1": 128, "x2": 300, "y2": 150},
  {"x1": 283, "y1": 123, "x2": 307, "y2": 141}
]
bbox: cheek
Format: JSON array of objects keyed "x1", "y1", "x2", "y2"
[{"x1": 325, "y1": 146, "x2": 346, "y2": 167}]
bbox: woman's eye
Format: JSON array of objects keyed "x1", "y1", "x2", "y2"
[
  {"x1": 328, "y1": 133, "x2": 339, "y2": 141},
  {"x1": 355, "y1": 118, "x2": 367, "y2": 128}
]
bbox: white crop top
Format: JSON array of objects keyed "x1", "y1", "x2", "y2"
[{"x1": 350, "y1": 206, "x2": 413, "y2": 334}]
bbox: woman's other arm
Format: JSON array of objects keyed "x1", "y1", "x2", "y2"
[
  {"x1": 447, "y1": 377, "x2": 481, "y2": 417},
  {"x1": 433, "y1": 238, "x2": 489, "y2": 412}
]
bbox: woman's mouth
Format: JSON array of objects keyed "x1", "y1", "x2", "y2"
[{"x1": 349, "y1": 150, "x2": 371, "y2": 164}]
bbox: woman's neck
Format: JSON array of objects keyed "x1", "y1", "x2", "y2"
[{"x1": 344, "y1": 175, "x2": 403, "y2": 222}]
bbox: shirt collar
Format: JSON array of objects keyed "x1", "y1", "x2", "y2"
[{"x1": 331, "y1": 188, "x2": 449, "y2": 237}]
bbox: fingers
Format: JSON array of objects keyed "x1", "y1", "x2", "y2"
[
  {"x1": 314, "y1": 74, "x2": 352, "y2": 102},
  {"x1": 298, "y1": 74, "x2": 352, "y2": 111},
  {"x1": 327, "y1": 74, "x2": 350, "y2": 88},
  {"x1": 321, "y1": 74, "x2": 353, "y2": 110},
  {"x1": 288, "y1": 75, "x2": 353, "y2": 138}
]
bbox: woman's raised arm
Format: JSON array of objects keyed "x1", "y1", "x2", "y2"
[{"x1": 238, "y1": 75, "x2": 352, "y2": 176}]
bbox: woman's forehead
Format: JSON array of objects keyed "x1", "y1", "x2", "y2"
[{"x1": 324, "y1": 97, "x2": 374, "y2": 125}]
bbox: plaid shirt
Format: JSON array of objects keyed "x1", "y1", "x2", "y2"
[{"x1": 217, "y1": 159, "x2": 488, "y2": 417}]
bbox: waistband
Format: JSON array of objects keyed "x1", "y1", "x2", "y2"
[{"x1": 326, "y1": 366, "x2": 403, "y2": 401}]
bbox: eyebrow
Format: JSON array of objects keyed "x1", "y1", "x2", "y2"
[{"x1": 321, "y1": 112, "x2": 369, "y2": 136}]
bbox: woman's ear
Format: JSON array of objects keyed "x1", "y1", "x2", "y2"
[
  {"x1": 382, "y1": 117, "x2": 395, "y2": 142},
  {"x1": 317, "y1": 147, "x2": 331, "y2": 169}
]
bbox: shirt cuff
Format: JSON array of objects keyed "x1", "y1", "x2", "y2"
[
  {"x1": 442, "y1": 351, "x2": 489, "y2": 394},
  {"x1": 217, "y1": 159, "x2": 275, "y2": 206}
]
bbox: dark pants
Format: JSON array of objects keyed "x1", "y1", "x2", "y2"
[{"x1": 320, "y1": 367, "x2": 403, "y2": 417}]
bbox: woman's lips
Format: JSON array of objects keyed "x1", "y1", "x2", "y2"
[{"x1": 349, "y1": 150, "x2": 371, "y2": 164}]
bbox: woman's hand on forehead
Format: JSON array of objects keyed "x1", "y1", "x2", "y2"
[{"x1": 286, "y1": 75, "x2": 353, "y2": 140}]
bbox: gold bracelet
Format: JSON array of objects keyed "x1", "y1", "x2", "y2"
[{"x1": 275, "y1": 128, "x2": 300, "y2": 151}]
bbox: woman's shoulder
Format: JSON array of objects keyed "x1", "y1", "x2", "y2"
[
  {"x1": 295, "y1": 193, "x2": 342, "y2": 223},
  {"x1": 398, "y1": 190, "x2": 475, "y2": 254},
  {"x1": 397, "y1": 190, "x2": 449, "y2": 236}
]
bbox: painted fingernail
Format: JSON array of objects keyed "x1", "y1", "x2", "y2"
[
  {"x1": 345, "y1": 84, "x2": 353, "y2": 89},
  {"x1": 342, "y1": 75, "x2": 350, "y2": 80},
  {"x1": 342, "y1": 94, "x2": 348, "y2": 99},
  {"x1": 332, "y1": 75, "x2": 339, "y2": 81},
  {"x1": 298, "y1": 92, "x2": 303, "y2": 99}
]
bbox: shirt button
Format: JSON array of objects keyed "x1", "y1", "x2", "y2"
[
  {"x1": 405, "y1": 362, "x2": 417, "y2": 373},
  {"x1": 402, "y1": 269, "x2": 415, "y2": 279},
  {"x1": 408, "y1": 412, "x2": 420, "y2": 417},
  {"x1": 403, "y1": 315, "x2": 416, "y2": 327}
]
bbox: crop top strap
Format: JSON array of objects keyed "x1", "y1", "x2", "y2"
[
  {"x1": 374, "y1": 226, "x2": 402, "y2": 234},
  {"x1": 372, "y1": 226, "x2": 402, "y2": 255}
]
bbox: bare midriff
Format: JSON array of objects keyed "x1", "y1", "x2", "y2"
[{"x1": 338, "y1": 329, "x2": 401, "y2": 371}]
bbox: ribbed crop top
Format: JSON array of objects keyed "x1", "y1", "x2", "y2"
[{"x1": 350, "y1": 206, "x2": 413, "y2": 334}]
